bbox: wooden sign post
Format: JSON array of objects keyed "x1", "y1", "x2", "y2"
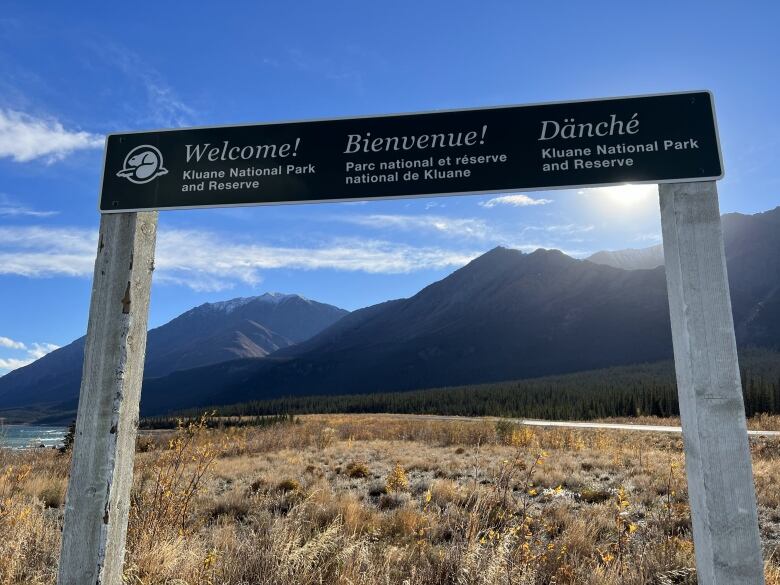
[
  {"x1": 659, "y1": 182, "x2": 764, "y2": 584},
  {"x1": 57, "y1": 212, "x2": 157, "y2": 585},
  {"x1": 58, "y1": 92, "x2": 765, "y2": 584}
]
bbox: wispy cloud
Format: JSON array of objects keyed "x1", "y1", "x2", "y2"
[
  {"x1": 522, "y1": 223, "x2": 595, "y2": 235},
  {"x1": 0, "y1": 338, "x2": 60, "y2": 374},
  {"x1": 339, "y1": 214, "x2": 490, "y2": 240},
  {"x1": 0, "y1": 226, "x2": 97, "y2": 277},
  {"x1": 0, "y1": 194, "x2": 58, "y2": 217},
  {"x1": 336, "y1": 212, "x2": 595, "y2": 254},
  {"x1": 0, "y1": 336, "x2": 26, "y2": 350},
  {"x1": 0, "y1": 205, "x2": 58, "y2": 217},
  {"x1": 154, "y1": 231, "x2": 478, "y2": 291},
  {"x1": 0, "y1": 109, "x2": 103, "y2": 163},
  {"x1": 0, "y1": 357, "x2": 34, "y2": 372},
  {"x1": 26, "y1": 342, "x2": 60, "y2": 359},
  {"x1": 94, "y1": 43, "x2": 196, "y2": 128},
  {"x1": 0, "y1": 225, "x2": 479, "y2": 292},
  {"x1": 480, "y1": 194, "x2": 553, "y2": 208},
  {"x1": 0, "y1": 218, "x2": 600, "y2": 292}
]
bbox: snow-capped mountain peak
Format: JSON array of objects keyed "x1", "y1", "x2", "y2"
[{"x1": 208, "y1": 292, "x2": 308, "y2": 314}]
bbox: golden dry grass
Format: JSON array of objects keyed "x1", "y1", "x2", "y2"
[{"x1": 0, "y1": 413, "x2": 779, "y2": 584}]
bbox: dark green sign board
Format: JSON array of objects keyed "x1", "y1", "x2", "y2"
[{"x1": 99, "y1": 91, "x2": 722, "y2": 212}]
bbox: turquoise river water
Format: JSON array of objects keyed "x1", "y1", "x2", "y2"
[{"x1": 1, "y1": 425, "x2": 67, "y2": 449}]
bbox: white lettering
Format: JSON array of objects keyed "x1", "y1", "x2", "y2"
[{"x1": 538, "y1": 114, "x2": 640, "y2": 141}]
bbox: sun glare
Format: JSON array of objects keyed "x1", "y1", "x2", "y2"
[{"x1": 579, "y1": 184, "x2": 659, "y2": 216}]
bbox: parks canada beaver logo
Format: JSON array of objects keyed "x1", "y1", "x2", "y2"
[{"x1": 116, "y1": 145, "x2": 168, "y2": 184}]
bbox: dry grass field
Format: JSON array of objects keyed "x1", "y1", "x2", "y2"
[{"x1": 1, "y1": 413, "x2": 779, "y2": 584}]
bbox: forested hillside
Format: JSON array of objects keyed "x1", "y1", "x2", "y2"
[{"x1": 166, "y1": 349, "x2": 780, "y2": 422}]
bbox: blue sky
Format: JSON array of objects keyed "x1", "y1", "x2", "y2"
[{"x1": 1, "y1": 1, "x2": 779, "y2": 373}]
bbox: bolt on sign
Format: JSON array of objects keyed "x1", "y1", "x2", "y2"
[
  {"x1": 100, "y1": 91, "x2": 722, "y2": 212},
  {"x1": 61, "y1": 91, "x2": 768, "y2": 585}
]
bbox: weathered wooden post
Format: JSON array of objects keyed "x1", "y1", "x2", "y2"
[
  {"x1": 660, "y1": 181, "x2": 764, "y2": 584},
  {"x1": 57, "y1": 211, "x2": 157, "y2": 585}
]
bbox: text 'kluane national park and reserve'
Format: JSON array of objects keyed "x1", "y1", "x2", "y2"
[{"x1": 100, "y1": 91, "x2": 722, "y2": 212}]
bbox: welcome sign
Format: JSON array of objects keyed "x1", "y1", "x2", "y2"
[
  {"x1": 71, "y1": 90, "x2": 766, "y2": 585},
  {"x1": 99, "y1": 91, "x2": 723, "y2": 212}
]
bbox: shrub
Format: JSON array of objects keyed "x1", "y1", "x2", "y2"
[
  {"x1": 345, "y1": 461, "x2": 370, "y2": 479},
  {"x1": 430, "y1": 479, "x2": 464, "y2": 508},
  {"x1": 38, "y1": 483, "x2": 65, "y2": 509},
  {"x1": 126, "y1": 412, "x2": 224, "y2": 554},
  {"x1": 276, "y1": 478, "x2": 302, "y2": 493},
  {"x1": 579, "y1": 487, "x2": 613, "y2": 504},
  {"x1": 58, "y1": 420, "x2": 76, "y2": 455},
  {"x1": 316, "y1": 427, "x2": 337, "y2": 449},
  {"x1": 249, "y1": 477, "x2": 268, "y2": 494},
  {"x1": 136, "y1": 436, "x2": 156, "y2": 453},
  {"x1": 382, "y1": 507, "x2": 426, "y2": 537},
  {"x1": 385, "y1": 463, "x2": 409, "y2": 493},
  {"x1": 495, "y1": 419, "x2": 515, "y2": 444}
]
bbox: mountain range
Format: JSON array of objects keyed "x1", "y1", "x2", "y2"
[
  {"x1": 586, "y1": 244, "x2": 664, "y2": 271},
  {"x1": 1, "y1": 206, "x2": 778, "y2": 422},
  {"x1": 0, "y1": 293, "x2": 347, "y2": 422}
]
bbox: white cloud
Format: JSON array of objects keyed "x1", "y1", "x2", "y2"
[
  {"x1": 0, "y1": 336, "x2": 26, "y2": 350},
  {"x1": 523, "y1": 223, "x2": 595, "y2": 235},
  {"x1": 0, "y1": 225, "x2": 479, "y2": 292},
  {"x1": 0, "y1": 219, "x2": 608, "y2": 290},
  {"x1": 26, "y1": 342, "x2": 60, "y2": 359},
  {"x1": 335, "y1": 212, "x2": 595, "y2": 255},
  {"x1": 0, "y1": 339, "x2": 60, "y2": 374},
  {"x1": 0, "y1": 357, "x2": 34, "y2": 371},
  {"x1": 154, "y1": 230, "x2": 478, "y2": 291},
  {"x1": 339, "y1": 214, "x2": 490, "y2": 240},
  {"x1": 480, "y1": 194, "x2": 553, "y2": 208},
  {"x1": 0, "y1": 195, "x2": 58, "y2": 217},
  {"x1": 0, "y1": 109, "x2": 103, "y2": 163},
  {"x1": 0, "y1": 226, "x2": 98, "y2": 277},
  {"x1": 0, "y1": 205, "x2": 58, "y2": 217}
]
